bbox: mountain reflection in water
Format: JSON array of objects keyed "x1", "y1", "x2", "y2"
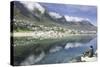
[
  {"x1": 14, "y1": 35, "x2": 97, "y2": 66},
  {"x1": 36, "y1": 37, "x2": 97, "y2": 64}
]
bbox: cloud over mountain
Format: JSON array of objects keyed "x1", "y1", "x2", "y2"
[
  {"x1": 20, "y1": 1, "x2": 45, "y2": 14},
  {"x1": 48, "y1": 12, "x2": 62, "y2": 19},
  {"x1": 64, "y1": 15, "x2": 91, "y2": 22}
]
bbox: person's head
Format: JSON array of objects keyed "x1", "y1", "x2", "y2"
[{"x1": 90, "y1": 46, "x2": 93, "y2": 48}]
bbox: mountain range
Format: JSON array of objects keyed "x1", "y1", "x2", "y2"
[{"x1": 13, "y1": 1, "x2": 97, "y2": 31}]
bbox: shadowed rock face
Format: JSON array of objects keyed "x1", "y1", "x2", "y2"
[{"x1": 14, "y1": 1, "x2": 32, "y2": 18}]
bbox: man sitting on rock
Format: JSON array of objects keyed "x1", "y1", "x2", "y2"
[{"x1": 83, "y1": 46, "x2": 94, "y2": 57}]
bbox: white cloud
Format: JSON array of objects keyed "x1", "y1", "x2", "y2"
[
  {"x1": 48, "y1": 12, "x2": 62, "y2": 18},
  {"x1": 20, "y1": 1, "x2": 45, "y2": 14},
  {"x1": 64, "y1": 42, "x2": 82, "y2": 49},
  {"x1": 64, "y1": 15, "x2": 90, "y2": 22}
]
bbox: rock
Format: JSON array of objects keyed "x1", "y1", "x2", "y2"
[{"x1": 81, "y1": 56, "x2": 97, "y2": 62}]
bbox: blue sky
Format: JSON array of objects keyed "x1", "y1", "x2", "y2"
[{"x1": 39, "y1": 3, "x2": 97, "y2": 26}]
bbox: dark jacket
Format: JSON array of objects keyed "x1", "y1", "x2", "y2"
[{"x1": 88, "y1": 48, "x2": 94, "y2": 57}]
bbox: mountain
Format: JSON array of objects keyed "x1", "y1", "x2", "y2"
[{"x1": 13, "y1": 1, "x2": 97, "y2": 32}]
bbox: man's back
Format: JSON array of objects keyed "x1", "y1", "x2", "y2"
[{"x1": 88, "y1": 47, "x2": 94, "y2": 57}]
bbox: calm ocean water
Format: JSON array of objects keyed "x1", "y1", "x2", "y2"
[
  {"x1": 14, "y1": 35, "x2": 97, "y2": 65},
  {"x1": 37, "y1": 37, "x2": 97, "y2": 64}
]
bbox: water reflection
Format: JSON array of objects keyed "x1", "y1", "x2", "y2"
[
  {"x1": 14, "y1": 35, "x2": 97, "y2": 65},
  {"x1": 37, "y1": 37, "x2": 97, "y2": 64},
  {"x1": 65, "y1": 43, "x2": 83, "y2": 49},
  {"x1": 65, "y1": 37, "x2": 97, "y2": 50}
]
